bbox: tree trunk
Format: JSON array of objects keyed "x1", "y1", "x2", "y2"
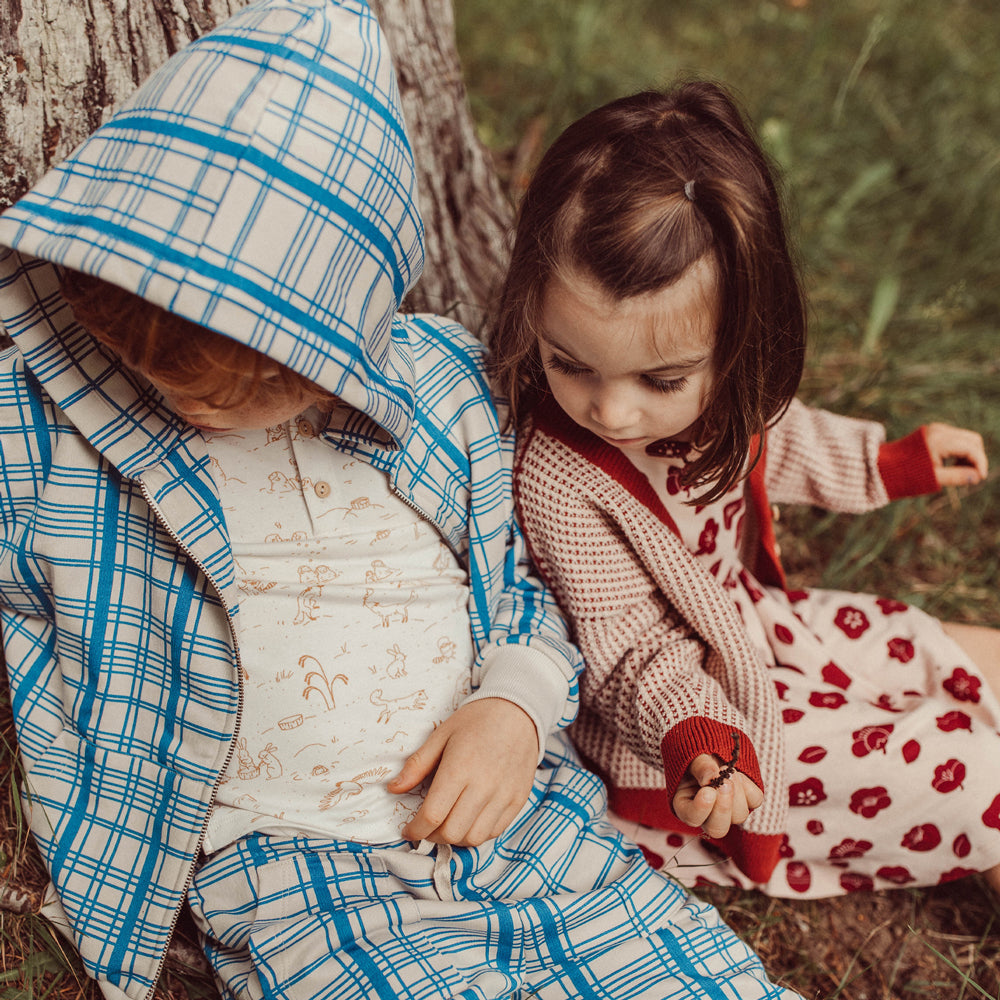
[{"x1": 0, "y1": 0, "x2": 511, "y2": 336}]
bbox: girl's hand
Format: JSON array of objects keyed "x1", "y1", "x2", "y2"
[
  {"x1": 672, "y1": 753, "x2": 763, "y2": 840},
  {"x1": 388, "y1": 697, "x2": 538, "y2": 846},
  {"x1": 924, "y1": 423, "x2": 988, "y2": 487}
]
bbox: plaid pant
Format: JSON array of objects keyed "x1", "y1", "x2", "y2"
[{"x1": 189, "y1": 755, "x2": 799, "y2": 1000}]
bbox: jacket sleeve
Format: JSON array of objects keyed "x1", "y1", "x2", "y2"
[
  {"x1": 464, "y1": 511, "x2": 585, "y2": 756},
  {"x1": 0, "y1": 346, "x2": 60, "y2": 621},
  {"x1": 515, "y1": 429, "x2": 765, "y2": 799},
  {"x1": 764, "y1": 397, "x2": 938, "y2": 510}
]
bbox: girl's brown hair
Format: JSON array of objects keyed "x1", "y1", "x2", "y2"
[
  {"x1": 60, "y1": 269, "x2": 327, "y2": 410},
  {"x1": 489, "y1": 80, "x2": 806, "y2": 504}
]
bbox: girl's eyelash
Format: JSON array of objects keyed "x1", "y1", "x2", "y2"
[
  {"x1": 544, "y1": 355, "x2": 588, "y2": 377},
  {"x1": 645, "y1": 375, "x2": 689, "y2": 395},
  {"x1": 545, "y1": 351, "x2": 689, "y2": 394}
]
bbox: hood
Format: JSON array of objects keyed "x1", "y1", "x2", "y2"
[{"x1": 0, "y1": 0, "x2": 424, "y2": 451}]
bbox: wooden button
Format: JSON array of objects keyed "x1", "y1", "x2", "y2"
[
  {"x1": 314, "y1": 481, "x2": 331, "y2": 498},
  {"x1": 296, "y1": 418, "x2": 315, "y2": 437}
]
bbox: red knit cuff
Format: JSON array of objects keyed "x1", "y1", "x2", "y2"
[
  {"x1": 877, "y1": 427, "x2": 938, "y2": 499},
  {"x1": 660, "y1": 716, "x2": 763, "y2": 802},
  {"x1": 717, "y1": 829, "x2": 783, "y2": 884}
]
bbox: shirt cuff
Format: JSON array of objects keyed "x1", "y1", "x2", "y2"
[
  {"x1": 659, "y1": 716, "x2": 763, "y2": 802},
  {"x1": 464, "y1": 643, "x2": 572, "y2": 763},
  {"x1": 877, "y1": 427, "x2": 938, "y2": 499}
]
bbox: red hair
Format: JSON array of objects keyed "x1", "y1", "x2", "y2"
[{"x1": 60, "y1": 269, "x2": 328, "y2": 410}]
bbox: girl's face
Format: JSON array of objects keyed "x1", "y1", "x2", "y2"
[{"x1": 538, "y1": 257, "x2": 719, "y2": 453}]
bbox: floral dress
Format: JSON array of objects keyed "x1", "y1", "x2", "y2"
[{"x1": 613, "y1": 447, "x2": 1000, "y2": 898}]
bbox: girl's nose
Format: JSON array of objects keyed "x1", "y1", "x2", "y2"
[{"x1": 589, "y1": 386, "x2": 637, "y2": 433}]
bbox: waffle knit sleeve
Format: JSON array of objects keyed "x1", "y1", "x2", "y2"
[
  {"x1": 764, "y1": 398, "x2": 937, "y2": 510},
  {"x1": 514, "y1": 426, "x2": 764, "y2": 801}
]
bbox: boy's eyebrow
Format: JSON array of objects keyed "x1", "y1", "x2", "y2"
[{"x1": 539, "y1": 332, "x2": 711, "y2": 375}]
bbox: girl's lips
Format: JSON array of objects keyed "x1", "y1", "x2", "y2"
[{"x1": 600, "y1": 435, "x2": 647, "y2": 448}]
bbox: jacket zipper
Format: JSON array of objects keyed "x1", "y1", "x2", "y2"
[{"x1": 138, "y1": 479, "x2": 245, "y2": 1000}]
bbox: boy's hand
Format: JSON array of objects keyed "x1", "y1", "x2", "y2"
[
  {"x1": 388, "y1": 697, "x2": 538, "y2": 847},
  {"x1": 924, "y1": 423, "x2": 988, "y2": 487},
  {"x1": 672, "y1": 753, "x2": 763, "y2": 840}
]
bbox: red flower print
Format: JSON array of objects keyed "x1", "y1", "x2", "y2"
[
  {"x1": 665, "y1": 467, "x2": 684, "y2": 496},
  {"x1": 840, "y1": 872, "x2": 874, "y2": 893},
  {"x1": 775, "y1": 660, "x2": 806, "y2": 675},
  {"x1": 782, "y1": 708, "x2": 805, "y2": 724},
  {"x1": 696, "y1": 520, "x2": 719, "y2": 556},
  {"x1": 887, "y1": 637, "x2": 915, "y2": 663},
  {"x1": 774, "y1": 624, "x2": 794, "y2": 645},
  {"x1": 982, "y1": 794, "x2": 1000, "y2": 830},
  {"x1": 902, "y1": 740, "x2": 921, "y2": 763},
  {"x1": 738, "y1": 570, "x2": 764, "y2": 602},
  {"x1": 786, "y1": 861, "x2": 811, "y2": 894},
  {"x1": 953, "y1": 834, "x2": 971, "y2": 859},
  {"x1": 779, "y1": 834, "x2": 794, "y2": 858},
  {"x1": 943, "y1": 667, "x2": 981, "y2": 704},
  {"x1": 723, "y1": 498, "x2": 743, "y2": 530},
  {"x1": 786, "y1": 589, "x2": 808, "y2": 603},
  {"x1": 871, "y1": 694, "x2": 903, "y2": 713},
  {"x1": 851, "y1": 724, "x2": 894, "y2": 757},
  {"x1": 798, "y1": 745, "x2": 827, "y2": 765},
  {"x1": 774, "y1": 680, "x2": 789, "y2": 700},
  {"x1": 901, "y1": 823, "x2": 942, "y2": 852},
  {"x1": 828, "y1": 838, "x2": 873, "y2": 862},
  {"x1": 789, "y1": 777, "x2": 828, "y2": 807},
  {"x1": 646, "y1": 440, "x2": 690, "y2": 460},
  {"x1": 639, "y1": 845, "x2": 664, "y2": 869},
  {"x1": 936, "y1": 710, "x2": 972, "y2": 733},
  {"x1": 876, "y1": 865, "x2": 915, "y2": 885},
  {"x1": 806, "y1": 819, "x2": 824, "y2": 836},
  {"x1": 931, "y1": 758, "x2": 966, "y2": 793},
  {"x1": 821, "y1": 662, "x2": 852, "y2": 690},
  {"x1": 834, "y1": 605, "x2": 870, "y2": 639},
  {"x1": 876, "y1": 598, "x2": 907, "y2": 615},
  {"x1": 939, "y1": 867, "x2": 977, "y2": 885},
  {"x1": 667, "y1": 833, "x2": 684, "y2": 848},
  {"x1": 849, "y1": 786, "x2": 891, "y2": 818},
  {"x1": 809, "y1": 691, "x2": 847, "y2": 709}
]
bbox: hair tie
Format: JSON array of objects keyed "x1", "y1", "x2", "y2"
[{"x1": 683, "y1": 179, "x2": 696, "y2": 202}]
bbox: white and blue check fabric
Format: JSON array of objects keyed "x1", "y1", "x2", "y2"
[
  {"x1": 190, "y1": 754, "x2": 799, "y2": 1000},
  {"x1": 0, "y1": 2, "x2": 801, "y2": 999},
  {"x1": 0, "y1": 2, "x2": 580, "y2": 997}
]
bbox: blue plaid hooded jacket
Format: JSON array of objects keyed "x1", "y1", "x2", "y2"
[{"x1": 0, "y1": 2, "x2": 581, "y2": 996}]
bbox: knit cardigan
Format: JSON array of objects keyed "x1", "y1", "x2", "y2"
[{"x1": 514, "y1": 395, "x2": 939, "y2": 882}]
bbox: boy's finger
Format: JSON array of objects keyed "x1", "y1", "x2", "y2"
[{"x1": 388, "y1": 738, "x2": 443, "y2": 793}]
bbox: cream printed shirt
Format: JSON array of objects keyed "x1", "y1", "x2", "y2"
[{"x1": 203, "y1": 409, "x2": 474, "y2": 851}]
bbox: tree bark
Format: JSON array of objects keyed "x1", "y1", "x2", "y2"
[{"x1": 0, "y1": 0, "x2": 511, "y2": 336}]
